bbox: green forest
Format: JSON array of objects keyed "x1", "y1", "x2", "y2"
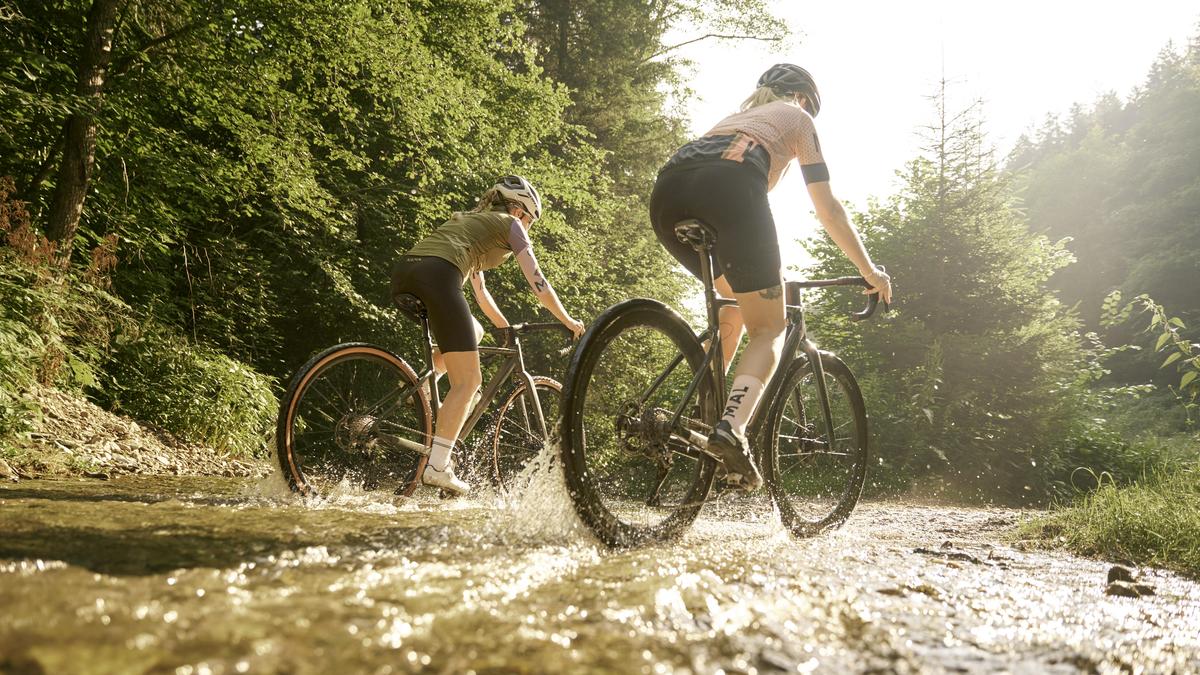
[{"x1": 2, "y1": 2, "x2": 1198, "y2": 567}]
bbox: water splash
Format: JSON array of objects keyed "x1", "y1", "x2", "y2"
[{"x1": 489, "y1": 441, "x2": 595, "y2": 546}]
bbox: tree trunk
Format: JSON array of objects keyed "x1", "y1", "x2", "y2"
[{"x1": 44, "y1": 0, "x2": 121, "y2": 261}]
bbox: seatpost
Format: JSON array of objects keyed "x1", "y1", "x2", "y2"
[
  {"x1": 696, "y1": 239, "x2": 725, "y2": 397},
  {"x1": 420, "y1": 315, "x2": 439, "y2": 417}
]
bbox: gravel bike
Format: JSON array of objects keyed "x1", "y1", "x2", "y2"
[
  {"x1": 560, "y1": 219, "x2": 884, "y2": 546},
  {"x1": 276, "y1": 291, "x2": 570, "y2": 497}
]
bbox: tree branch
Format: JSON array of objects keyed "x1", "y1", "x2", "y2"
[
  {"x1": 110, "y1": 19, "x2": 205, "y2": 77},
  {"x1": 20, "y1": 128, "x2": 67, "y2": 200},
  {"x1": 641, "y1": 33, "x2": 782, "y2": 63}
]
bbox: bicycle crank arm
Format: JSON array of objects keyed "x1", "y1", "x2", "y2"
[
  {"x1": 376, "y1": 432, "x2": 430, "y2": 456},
  {"x1": 680, "y1": 428, "x2": 722, "y2": 461}
]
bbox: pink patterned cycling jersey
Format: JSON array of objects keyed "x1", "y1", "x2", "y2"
[{"x1": 702, "y1": 100, "x2": 828, "y2": 190}]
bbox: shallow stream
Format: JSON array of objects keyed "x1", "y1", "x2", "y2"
[{"x1": 2, "y1": 456, "x2": 1198, "y2": 674}]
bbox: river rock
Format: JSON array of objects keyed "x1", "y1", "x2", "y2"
[
  {"x1": 0, "y1": 458, "x2": 18, "y2": 482},
  {"x1": 110, "y1": 453, "x2": 139, "y2": 471},
  {"x1": 1107, "y1": 565, "x2": 1136, "y2": 584},
  {"x1": 1105, "y1": 580, "x2": 1156, "y2": 598}
]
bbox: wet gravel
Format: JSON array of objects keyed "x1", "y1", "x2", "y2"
[{"x1": 1, "y1": 470, "x2": 1198, "y2": 674}]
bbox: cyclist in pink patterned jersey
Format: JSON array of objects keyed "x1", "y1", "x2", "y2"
[{"x1": 650, "y1": 64, "x2": 892, "y2": 491}]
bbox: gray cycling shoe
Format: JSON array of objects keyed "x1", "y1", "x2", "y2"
[{"x1": 706, "y1": 420, "x2": 763, "y2": 491}]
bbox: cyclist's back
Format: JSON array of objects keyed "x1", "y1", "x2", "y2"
[
  {"x1": 406, "y1": 210, "x2": 526, "y2": 280},
  {"x1": 661, "y1": 99, "x2": 826, "y2": 191}
]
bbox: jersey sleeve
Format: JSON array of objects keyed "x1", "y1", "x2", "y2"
[
  {"x1": 506, "y1": 218, "x2": 531, "y2": 255},
  {"x1": 788, "y1": 110, "x2": 830, "y2": 184}
]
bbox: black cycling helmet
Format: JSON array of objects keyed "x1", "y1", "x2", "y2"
[{"x1": 757, "y1": 63, "x2": 821, "y2": 117}]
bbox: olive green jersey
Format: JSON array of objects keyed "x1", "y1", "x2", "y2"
[{"x1": 405, "y1": 210, "x2": 531, "y2": 280}]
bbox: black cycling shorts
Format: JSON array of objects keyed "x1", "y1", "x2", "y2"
[
  {"x1": 649, "y1": 162, "x2": 782, "y2": 294},
  {"x1": 391, "y1": 255, "x2": 477, "y2": 353}
]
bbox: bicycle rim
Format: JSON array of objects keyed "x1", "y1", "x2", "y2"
[
  {"x1": 490, "y1": 376, "x2": 562, "y2": 493},
  {"x1": 276, "y1": 343, "x2": 431, "y2": 497},
  {"x1": 764, "y1": 352, "x2": 868, "y2": 536},
  {"x1": 561, "y1": 299, "x2": 717, "y2": 547}
]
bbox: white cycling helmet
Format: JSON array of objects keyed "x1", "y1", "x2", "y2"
[{"x1": 492, "y1": 175, "x2": 542, "y2": 222}]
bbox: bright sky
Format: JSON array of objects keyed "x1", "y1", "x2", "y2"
[{"x1": 670, "y1": 1, "x2": 1199, "y2": 273}]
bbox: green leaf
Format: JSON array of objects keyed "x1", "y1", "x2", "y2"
[
  {"x1": 1168, "y1": 317, "x2": 1186, "y2": 328},
  {"x1": 1155, "y1": 332, "x2": 1171, "y2": 351},
  {"x1": 1161, "y1": 352, "x2": 1182, "y2": 368},
  {"x1": 1181, "y1": 371, "x2": 1198, "y2": 390}
]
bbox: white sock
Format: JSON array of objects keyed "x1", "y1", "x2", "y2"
[
  {"x1": 721, "y1": 375, "x2": 764, "y2": 434},
  {"x1": 428, "y1": 436, "x2": 455, "y2": 471}
]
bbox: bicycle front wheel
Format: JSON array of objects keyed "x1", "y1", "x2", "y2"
[
  {"x1": 489, "y1": 376, "x2": 562, "y2": 493},
  {"x1": 561, "y1": 298, "x2": 718, "y2": 547},
  {"x1": 276, "y1": 343, "x2": 431, "y2": 497},
  {"x1": 763, "y1": 351, "x2": 868, "y2": 537}
]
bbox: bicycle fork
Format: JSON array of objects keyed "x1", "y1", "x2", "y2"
[
  {"x1": 739, "y1": 320, "x2": 836, "y2": 463},
  {"x1": 798, "y1": 337, "x2": 836, "y2": 455},
  {"x1": 511, "y1": 340, "x2": 549, "y2": 446}
]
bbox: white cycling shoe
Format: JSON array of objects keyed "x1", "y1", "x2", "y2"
[{"x1": 422, "y1": 462, "x2": 470, "y2": 496}]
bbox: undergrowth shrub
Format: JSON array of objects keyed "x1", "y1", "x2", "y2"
[
  {"x1": 1021, "y1": 456, "x2": 1200, "y2": 578},
  {"x1": 1, "y1": 177, "x2": 120, "y2": 438},
  {"x1": 2, "y1": 176, "x2": 275, "y2": 458},
  {"x1": 98, "y1": 322, "x2": 276, "y2": 457}
]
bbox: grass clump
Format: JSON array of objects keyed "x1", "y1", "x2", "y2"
[{"x1": 1021, "y1": 455, "x2": 1200, "y2": 578}]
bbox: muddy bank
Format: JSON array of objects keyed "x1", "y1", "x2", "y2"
[{"x1": 0, "y1": 386, "x2": 267, "y2": 481}]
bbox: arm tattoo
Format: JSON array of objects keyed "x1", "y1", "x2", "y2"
[
  {"x1": 534, "y1": 268, "x2": 547, "y2": 293},
  {"x1": 758, "y1": 285, "x2": 783, "y2": 300}
]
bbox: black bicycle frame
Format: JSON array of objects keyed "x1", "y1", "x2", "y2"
[
  {"x1": 412, "y1": 314, "x2": 551, "y2": 447},
  {"x1": 662, "y1": 221, "x2": 880, "y2": 456}
]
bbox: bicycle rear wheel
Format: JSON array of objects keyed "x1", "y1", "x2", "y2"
[
  {"x1": 762, "y1": 351, "x2": 868, "y2": 536},
  {"x1": 489, "y1": 376, "x2": 562, "y2": 493},
  {"x1": 561, "y1": 298, "x2": 718, "y2": 547},
  {"x1": 276, "y1": 343, "x2": 431, "y2": 497}
]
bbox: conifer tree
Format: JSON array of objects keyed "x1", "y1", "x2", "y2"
[{"x1": 804, "y1": 82, "x2": 1086, "y2": 500}]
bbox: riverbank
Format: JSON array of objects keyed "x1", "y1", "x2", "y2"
[
  {"x1": 0, "y1": 385, "x2": 267, "y2": 482},
  {"x1": 1018, "y1": 463, "x2": 1200, "y2": 580}
]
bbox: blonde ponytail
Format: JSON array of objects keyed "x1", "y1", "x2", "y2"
[
  {"x1": 471, "y1": 188, "x2": 508, "y2": 213},
  {"x1": 740, "y1": 85, "x2": 791, "y2": 111}
]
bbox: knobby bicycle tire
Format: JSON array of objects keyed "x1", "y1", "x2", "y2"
[
  {"x1": 276, "y1": 343, "x2": 431, "y2": 497},
  {"x1": 489, "y1": 376, "x2": 562, "y2": 493},
  {"x1": 762, "y1": 351, "x2": 868, "y2": 537},
  {"x1": 560, "y1": 298, "x2": 718, "y2": 547}
]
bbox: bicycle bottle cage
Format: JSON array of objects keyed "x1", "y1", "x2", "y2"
[
  {"x1": 392, "y1": 293, "x2": 428, "y2": 323},
  {"x1": 673, "y1": 219, "x2": 717, "y2": 251}
]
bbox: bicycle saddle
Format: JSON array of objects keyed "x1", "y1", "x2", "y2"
[
  {"x1": 673, "y1": 219, "x2": 717, "y2": 249},
  {"x1": 393, "y1": 293, "x2": 427, "y2": 322}
]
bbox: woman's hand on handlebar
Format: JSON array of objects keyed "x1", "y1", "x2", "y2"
[
  {"x1": 863, "y1": 266, "x2": 893, "y2": 306},
  {"x1": 563, "y1": 316, "x2": 586, "y2": 340}
]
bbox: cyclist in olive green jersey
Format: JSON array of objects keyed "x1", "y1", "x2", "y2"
[
  {"x1": 650, "y1": 64, "x2": 892, "y2": 491},
  {"x1": 392, "y1": 176, "x2": 586, "y2": 495}
]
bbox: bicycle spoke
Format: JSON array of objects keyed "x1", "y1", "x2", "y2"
[
  {"x1": 764, "y1": 353, "x2": 868, "y2": 537},
  {"x1": 279, "y1": 347, "x2": 428, "y2": 496}
]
